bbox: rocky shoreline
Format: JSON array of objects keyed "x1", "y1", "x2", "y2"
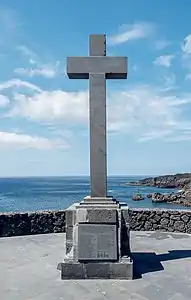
[{"x1": 128, "y1": 173, "x2": 191, "y2": 207}]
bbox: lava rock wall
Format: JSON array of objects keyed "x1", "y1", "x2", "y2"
[{"x1": 0, "y1": 208, "x2": 190, "y2": 237}]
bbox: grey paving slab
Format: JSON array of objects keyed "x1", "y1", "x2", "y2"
[
  {"x1": 0, "y1": 231, "x2": 191, "y2": 300},
  {"x1": 169, "y1": 294, "x2": 191, "y2": 300}
]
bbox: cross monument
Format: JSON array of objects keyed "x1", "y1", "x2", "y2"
[
  {"x1": 67, "y1": 34, "x2": 127, "y2": 198},
  {"x1": 59, "y1": 35, "x2": 133, "y2": 280}
]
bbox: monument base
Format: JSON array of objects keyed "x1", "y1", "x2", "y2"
[
  {"x1": 59, "y1": 257, "x2": 133, "y2": 280},
  {"x1": 58, "y1": 198, "x2": 133, "y2": 280},
  {"x1": 77, "y1": 196, "x2": 121, "y2": 208}
]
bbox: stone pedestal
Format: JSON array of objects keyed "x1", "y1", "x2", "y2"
[{"x1": 58, "y1": 197, "x2": 133, "y2": 280}]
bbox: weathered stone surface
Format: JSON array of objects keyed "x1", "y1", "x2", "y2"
[
  {"x1": 119, "y1": 207, "x2": 130, "y2": 256},
  {"x1": 181, "y1": 214, "x2": 189, "y2": 223},
  {"x1": 30, "y1": 212, "x2": 53, "y2": 234},
  {"x1": 65, "y1": 204, "x2": 77, "y2": 226},
  {"x1": 186, "y1": 220, "x2": 191, "y2": 233},
  {"x1": 60, "y1": 202, "x2": 132, "y2": 280},
  {"x1": 0, "y1": 213, "x2": 30, "y2": 237},
  {"x1": 174, "y1": 220, "x2": 185, "y2": 232},
  {"x1": 66, "y1": 241, "x2": 73, "y2": 255},
  {"x1": 60, "y1": 258, "x2": 133, "y2": 279},
  {"x1": 75, "y1": 207, "x2": 117, "y2": 223},
  {"x1": 121, "y1": 207, "x2": 130, "y2": 225},
  {"x1": 120, "y1": 227, "x2": 130, "y2": 256},
  {"x1": 86, "y1": 208, "x2": 117, "y2": 223},
  {"x1": 66, "y1": 226, "x2": 73, "y2": 241},
  {"x1": 0, "y1": 210, "x2": 65, "y2": 237},
  {"x1": 0, "y1": 208, "x2": 191, "y2": 237},
  {"x1": 77, "y1": 223, "x2": 117, "y2": 261},
  {"x1": 129, "y1": 208, "x2": 191, "y2": 233}
]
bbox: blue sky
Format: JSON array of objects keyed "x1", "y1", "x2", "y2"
[{"x1": 1, "y1": 1, "x2": 191, "y2": 176}]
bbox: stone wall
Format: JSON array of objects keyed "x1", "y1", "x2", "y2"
[
  {"x1": 0, "y1": 208, "x2": 190, "y2": 237},
  {"x1": 0, "y1": 211, "x2": 65, "y2": 237},
  {"x1": 129, "y1": 208, "x2": 191, "y2": 233}
]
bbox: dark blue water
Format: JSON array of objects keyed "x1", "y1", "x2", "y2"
[{"x1": 0, "y1": 176, "x2": 189, "y2": 213}]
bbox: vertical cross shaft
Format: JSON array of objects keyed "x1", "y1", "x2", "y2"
[
  {"x1": 66, "y1": 34, "x2": 127, "y2": 200},
  {"x1": 89, "y1": 35, "x2": 107, "y2": 197}
]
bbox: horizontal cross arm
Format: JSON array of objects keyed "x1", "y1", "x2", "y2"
[{"x1": 67, "y1": 56, "x2": 127, "y2": 79}]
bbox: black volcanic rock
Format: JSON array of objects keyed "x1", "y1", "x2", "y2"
[
  {"x1": 147, "y1": 194, "x2": 152, "y2": 198},
  {"x1": 127, "y1": 173, "x2": 191, "y2": 208},
  {"x1": 128, "y1": 173, "x2": 191, "y2": 189},
  {"x1": 132, "y1": 194, "x2": 144, "y2": 201}
]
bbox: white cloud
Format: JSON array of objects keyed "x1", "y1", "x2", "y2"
[
  {"x1": 162, "y1": 74, "x2": 176, "y2": 91},
  {"x1": 0, "y1": 95, "x2": 9, "y2": 107},
  {"x1": 15, "y1": 45, "x2": 61, "y2": 78},
  {"x1": 0, "y1": 131, "x2": 69, "y2": 149},
  {"x1": 107, "y1": 85, "x2": 184, "y2": 136},
  {"x1": 181, "y1": 34, "x2": 191, "y2": 80},
  {"x1": 108, "y1": 22, "x2": 154, "y2": 45},
  {"x1": 164, "y1": 134, "x2": 191, "y2": 142},
  {"x1": 139, "y1": 129, "x2": 172, "y2": 142},
  {"x1": 17, "y1": 45, "x2": 37, "y2": 61},
  {"x1": 14, "y1": 65, "x2": 59, "y2": 78},
  {"x1": 8, "y1": 90, "x2": 88, "y2": 123},
  {"x1": 0, "y1": 79, "x2": 42, "y2": 92},
  {"x1": 182, "y1": 34, "x2": 191, "y2": 56},
  {"x1": 153, "y1": 55, "x2": 174, "y2": 67},
  {"x1": 48, "y1": 127, "x2": 74, "y2": 139},
  {"x1": 4, "y1": 79, "x2": 191, "y2": 142}
]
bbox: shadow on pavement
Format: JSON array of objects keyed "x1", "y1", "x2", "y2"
[{"x1": 132, "y1": 249, "x2": 191, "y2": 279}]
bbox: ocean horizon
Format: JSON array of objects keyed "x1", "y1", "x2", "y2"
[{"x1": 0, "y1": 175, "x2": 190, "y2": 213}]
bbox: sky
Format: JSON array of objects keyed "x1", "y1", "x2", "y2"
[{"x1": 1, "y1": 1, "x2": 191, "y2": 176}]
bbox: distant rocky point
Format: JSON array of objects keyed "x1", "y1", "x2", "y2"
[
  {"x1": 127, "y1": 173, "x2": 191, "y2": 189},
  {"x1": 127, "y1": 173, "x2": 191, "y2": 207}
]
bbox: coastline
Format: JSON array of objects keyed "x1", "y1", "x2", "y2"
[
  {"x1": 0, "y1": 175, "x2": 191, "y2": 213},
  {"x1": 127, "y1": 173, "x2": 191, "y2": 208}
]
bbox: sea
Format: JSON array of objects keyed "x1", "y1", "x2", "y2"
[{"x1": 0, "y1": 176, "x2": 190, "y2": 213}]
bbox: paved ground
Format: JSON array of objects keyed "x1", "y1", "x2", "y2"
[{"x1": 0, "y1": 231, "x2": 191, "y2": 300}]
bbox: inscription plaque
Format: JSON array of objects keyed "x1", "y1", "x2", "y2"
[{"x1": 78, "y1": 224, "x2": 117, "y2": 261}]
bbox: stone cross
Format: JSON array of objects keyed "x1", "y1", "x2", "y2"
[{"x1": 67, "y1": 34, "x2": 127, "y2": 198}]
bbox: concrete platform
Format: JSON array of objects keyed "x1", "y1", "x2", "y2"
[{"x1": 1, "y1": 231, "x2": 191, "y2": 300}]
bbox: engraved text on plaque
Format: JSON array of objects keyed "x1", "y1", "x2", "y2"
[{"x1": 78, "y1": 224, "x2": 117, "y2": 261}]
